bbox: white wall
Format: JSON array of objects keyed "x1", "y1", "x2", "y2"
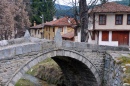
[
  {"x1": 129, "y1": 31, "x2": 130, "y2": 46},
  {"x1": 30, "y1": 29, "x2": 42, "y2": 38},
  {"x1": 63, "y1": 26, "x2": 67, "y2": 34},
  {"x1": 98, "y1": 31, "x2": 118, "y2": 46},
  {"x1": 75, "y1": 28, "x2": 81, "y2": 42},
  {"x1": 95, "y1": 13, "x2": 130, "y2": 30},
  {"x1": 88, "y1": 16, "x2": 93, "y2": 30},
  {"x1": 88, "y1": 32, "x2": 97, "y2": 44}
]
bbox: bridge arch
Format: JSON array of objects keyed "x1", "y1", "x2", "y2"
[{"x1": 6, "y1": 49, "x2": 101, "y2": 86}]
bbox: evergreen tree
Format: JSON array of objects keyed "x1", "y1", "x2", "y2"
[
  {"x1": 31, "y1": 0, "x2": 56, "y2": 24},
  {"x1": 100, "y1": 0, "x2": 108, "y2": 4},
  {"x1": 129, "y1": 0, "x2": 130, "y2": 6}
]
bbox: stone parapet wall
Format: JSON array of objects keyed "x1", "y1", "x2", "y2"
[
  {"x1": 62, "y1": 40, "x2": 129, "y2": 51},
  {"x1": 0, "y1": 38, "x2": 129, "y2": 61},
  {"x1": 103, "y1": 52, "x2": 123, "y2": 86}
]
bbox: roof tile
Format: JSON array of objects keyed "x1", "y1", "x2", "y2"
[
  {"x1": 92, "y1": 2, "x2": 130, "y2": 13},
  {"x1": 62, "y1": 31, "x2": 74, "y2": 39},
  {"x1": 45, "y1": 17, "x2": 76, "y2": 27}
]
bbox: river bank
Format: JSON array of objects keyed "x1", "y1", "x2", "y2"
[
  {"x1": 16, "y1": 74, "x2": 56, "y2": 86},
  {"x1": 15, "y1": 58, "x2": 65, "y2": 86}
]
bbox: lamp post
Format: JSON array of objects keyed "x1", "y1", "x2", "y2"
[
  {"x1": 42, "y1": 14, "x2": 44, "y2": 38},
  {"x1": 40, "y1": 14, "x2": 44, "y2": 38}
]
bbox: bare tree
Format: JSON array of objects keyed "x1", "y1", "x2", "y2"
[
  {"x1": 13, "y1": 0, "x2": 31, "y2": 38},
  {"x1": 0, "y1": 0, "x2": 14, "y2": 40},
  {"x1": 66, "y1": 0, "x2": 108, "y2": 42},
  {"x1": 0, "y1": 0, "x2": 31, "y2": 40}
]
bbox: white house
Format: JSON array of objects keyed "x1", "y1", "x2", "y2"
[{"x1": 88, "y1": 2, "x2": 130, "y2": 47}]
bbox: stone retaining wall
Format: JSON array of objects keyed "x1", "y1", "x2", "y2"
[{"x1": 103, "y1": 53, "x2": 123, "y2": 86}]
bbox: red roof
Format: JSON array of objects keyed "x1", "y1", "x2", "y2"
[
  {"x1": 30, "y1": 24, "x2": 43, "y2": 29},
  {"x1": 62, "y1": 31, "x2": 74, "y2": 39},
  {"x1": 45, "y1": 17, "x2": 76, "y2": 27},
  {"x1": 30, "y1": 17, "x2": 76, "y2": 29},
  {"x1": 92, "y1": 2, "x2": 130, "y2": 13}
]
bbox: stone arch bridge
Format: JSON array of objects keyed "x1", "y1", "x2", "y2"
[{"x1": 0, "y1": 31, "x2": 129, "y2": 86}]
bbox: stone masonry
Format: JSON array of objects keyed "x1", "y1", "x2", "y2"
[{"x1": 0, "y1": 30, "x2": 129, "y2": 86}]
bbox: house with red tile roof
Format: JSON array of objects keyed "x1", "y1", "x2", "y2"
[
  {"x1": 44, "y1": 17, "x2": 75, "y2": 40},
  {"x1": 29, "y1": 21, "x2": 44, "y2": 38},
  {"x1": 88, "y1": 2, "x2": 130, "y2": 47},
  {"x1": 62, "y1": 31, "x2": 74, "y2": 41},
  {"x1": 30, "y1": 17, "x2": 76, "y2": 41}
]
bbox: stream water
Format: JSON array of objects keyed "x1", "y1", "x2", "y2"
[{"x1": 21, "y1": 74, "x2": 56, "y2": 86}]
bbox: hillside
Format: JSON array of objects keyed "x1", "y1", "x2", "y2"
[
  {"x1": 114, "y1": 0, "x2": 129, "y2": 6},
  {"x1": 55, "y1": 4, "x2": 74, "y2": 17},
  {"x1": 55, "y1": 4, "x2": 71, "y2": 10},
  {"x1": 54, "y1": 0, "x2": 130, "y2": 18}
]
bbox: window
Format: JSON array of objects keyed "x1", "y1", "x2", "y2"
[
  {"x1": 53, "y1": 27, "x2": 55, "y2": 32},
  {"x1": 38, "y1": 30, "x2": 39, "y2": 34},
  {"x1": 0, "y1": 16, "x2": 2, "y2": 23},
  {"x1": 35, "y1": 29, "x2": 37, "y2": 35},
  {"x1": 59, "y1": 27, "x2": 63, "y2": 32},
  {"x1": 49, "y1": 33, "x2": 50, "y2": 39},
  {"x1": 115, "y1": 14, "x2": 123, "y2": 25},
  {"x1": 49, "y1": 27, "x2": 50, "y2": 32},
  {"x1": 102, "y1": 31, "x2": 109, "y2": 41},
  {"x1": 99, "y1": 14, "x2": 106, "y2": 25},
  {"x1": 92, "y1": 31, "x2": 96, "y2": 40},
  {"x1": 127, "y1": 14, "x2": 130, "y2": 25},
  {"x1": 112, "y1": 31, "x2": 118, "y2": 41},
  {"x1": 61, "y1": 28, "x2": 63, "y2": 32}
]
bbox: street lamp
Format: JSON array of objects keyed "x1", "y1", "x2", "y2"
[{"x1": 40, "y1": 14, "x2": 44, "y2": 38}]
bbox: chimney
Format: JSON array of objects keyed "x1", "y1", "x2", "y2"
[
  {"x1": 34, "y1": 21, "x2": 36, "y2": 26},
  {"x1": 68, "y1": 18, "x2": 71, "y2": 24},
  {"x1": 53, "y1": 16, "x2": 57, "y2": 21}
]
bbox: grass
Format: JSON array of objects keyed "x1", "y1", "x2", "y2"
[
  {"x1": 26, "y1": 58, "x2": 59, "y2": 76},
  {"x1": 15, "y1": 79, "x2": 35, "y2": 86},
  {"x1": 16, "y1": 58, "x2": 58, "y2": 86},
  {"x1": 118, "y1": 56, "x2": 130, "y2": 84},
  {"x1": 15, "y1": 78, "x2": 55, "y2": 86},
  {"x1": 125, "y1": 66, "x2": 130, "y2": 73},
  {"x1": 117, "y1": 56, "x2": 130, "y2": 65},
  {"x1": 124, "y1": 74, "x2": 130, "y2": 84}
]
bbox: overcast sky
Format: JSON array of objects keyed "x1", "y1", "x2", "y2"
[{"x1": 55, "y1": 0, "x2": 121, "y2": 6}]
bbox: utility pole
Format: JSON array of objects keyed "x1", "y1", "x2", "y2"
[{"x1": 42, "y1": 14, "x2": 44, "y2": 38}]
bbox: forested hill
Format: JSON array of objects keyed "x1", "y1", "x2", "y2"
[
  {"x1": 55, "y1": 4, "x2": 74, "y2": 17},
  {"x1": 55, "y1": 4, "x2": 71, "y2": 10},
  {"x1": 54, "y1": 0, "x2": 130, "y2": 18},
  {"x1": 115, "y1": 0, "x2": 129, "y2": 6}
]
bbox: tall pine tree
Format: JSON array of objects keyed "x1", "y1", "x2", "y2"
[
  {"x1": 31, "y1": 0, "x2": 56, "y2": 25},
  {"x1": 100, "y1": 0, "x2": 108, "y2": 4}
]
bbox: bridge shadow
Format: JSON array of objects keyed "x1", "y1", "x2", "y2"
[{"x1": 52, "y1": 56, "x2": 98, "y2": 86}]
